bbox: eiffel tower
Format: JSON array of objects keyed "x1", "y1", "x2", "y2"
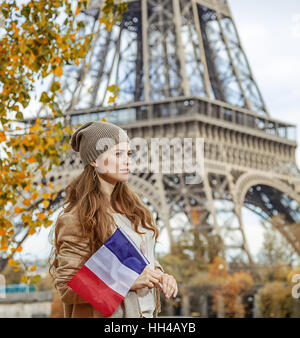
[{"x1": 17, "y1": 0, "x2": 300, "y2": 273}]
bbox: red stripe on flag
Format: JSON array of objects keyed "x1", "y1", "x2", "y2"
[{"x1": 67, "y1": 265, "x2": 124, "y2": 317}]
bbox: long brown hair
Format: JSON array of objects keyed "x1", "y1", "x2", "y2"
[{"x1": 49, "y1": 164, "x2": 159, "y2": 280}]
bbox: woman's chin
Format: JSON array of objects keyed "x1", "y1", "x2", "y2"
[{"x1": 117, "y1": 172, "x2": 129, "y2": 181}]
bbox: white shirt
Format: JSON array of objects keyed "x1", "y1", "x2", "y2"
[{"x1": 112, "y1": 213, "x2": 156, "y2": 318}]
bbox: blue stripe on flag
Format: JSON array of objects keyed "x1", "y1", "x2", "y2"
[
  {"x1": 117, "y1": 226, "x2": 150, "y2": 265},
  {"x1": 104, "y1": 229, "x2": 148, "y2": 274}
]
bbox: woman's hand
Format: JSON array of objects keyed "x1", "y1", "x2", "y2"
[
  {"x1": 130, "y1": 266, "x2": 161, "y2": 291},
  {"x1": 159, "y1": 273, "x2": 178, "y2": 300}
]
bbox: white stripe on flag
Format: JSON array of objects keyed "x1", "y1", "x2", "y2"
[{"x1": 85, "y1": 245, "x2": 140, "y2": 297}]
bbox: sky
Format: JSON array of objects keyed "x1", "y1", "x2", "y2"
[
  {"x1": 229, "y1": 0, "x2": 300, "y2": 162},
  {"x1": 18, "y1": 0, "x2": 300, "y2": 265}
]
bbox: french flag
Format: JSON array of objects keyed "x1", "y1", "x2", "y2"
[{"x1": 67, "y1": 226, "x2": 150, "y2": 317}]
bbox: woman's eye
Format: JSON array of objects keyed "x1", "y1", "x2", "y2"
[{"x1": 116, "y1": 151, "x2": 134, "y2": 157}]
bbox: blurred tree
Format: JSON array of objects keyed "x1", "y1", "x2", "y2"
[
  {"x1": 255, "y1": 224, "x2": 299, "y2": 282},
  {"x1": 158, "y1": 226, "x2": 224, "y2": 284},
  {"x1": 0, "y1": 0, "x2": 128, "y2": 279},
  {"x1": 33, "y1": 273, "x2": 53, "y2": 291},
  {"x1": 257, "y1": 281, "x2": 293, "y2": 318},
  {"x1": 1, "y1": 263, "x2": 23, "y2": 285},
  {"x1": 205, "y1": 257, "x2": 254, "y2": 318},
  {"x1": 168, "y1": 255, "x2": 254, "y2": 318},
  {"x1": 211, "y1": 271, "x2": 254, "y2": 318}
]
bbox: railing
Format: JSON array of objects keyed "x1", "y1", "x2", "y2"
[
  {"x1": 68, "y1": 97, "x2": 297, "y2": 142},
  {"x1": 1, "y1": 283, "x2": 36, "y2": 294},
  {"x1": 18, "y1": 97, "x2": 296, "y2": 142},
  {"x1": 0, "y1": 290, "x2": 53, "y2": 303}
]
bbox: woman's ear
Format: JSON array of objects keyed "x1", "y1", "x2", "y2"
[{"x1": 90, "y1": 161, "x2": 96, "y2": 168}]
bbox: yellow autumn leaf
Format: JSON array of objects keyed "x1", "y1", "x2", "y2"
[
  {"x1": 15, "y1": 246, "x2": 22, "y2": 252},
  {"x1": 21, "y1": 275, "x2": 28, "y2": 283},
  {"x1": 43, "y1": 200, "x2": 50, "y2": 208},
  {"x1": 62, "y1": 144, "x2": 69, "y2": 151},
  {"x1": 0, "y1": 131, "x2": 6, "y2": 142},
  {"x1": 108, "y1": 93, "x2": 117, "y2": 103},
  {"x1": 107, "y1": 84, "x2": 115, "y2": 92},
  {"x1": 23, "y1": 199, "x2": 31, "y2": 206},
  {"x1": 8, "y1": 258, "x2": 15, "y2": 266},
  {"x1": 106, "y1": 21, "x2": 113, "y2": 32},
  {"x1": 57, "y1": 35, "x2": 63, "y2": 44},
  {"x1": 48, "y1": 138, "x2": 55, "y2": 145},
  {"x1": 30, "y1": 264, "x2": 36, "y2": 272},
  {"x1": 32, "y1": 192, "x2": 39, "y2": 200},
  {"x1": 27, "y1": 156, "x2": 36, "y2": 163},
  {"x1": 18, "y1": 172, "x2": 26, "y2": 179},
  {"x1": 54, "y1": 66, "x2": 63, "y2": 77},
  {"x1": 14, "y1": 207, "x2": 23, "y2": 213},
  {"x1": 28, "y1": 228, "x2": 36, "y2": 235},
  {"x1": 36, "y1": 212, "x2": 46, "y2": 220}
]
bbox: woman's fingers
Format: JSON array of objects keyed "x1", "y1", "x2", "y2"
[
  {"x1": 172, "y1": 282, "x2": 178, "y2": 297},
  {"x1": 148, "y1": 281, "x2": 155, "y2": 288},
  {"x1": 143, "y1": 268, "x2": 161, "y2": 289},
  {"x1": 174, "y1": 283, "x2": 178, "y2": 297},
  {"x1": 154, "y1": 268, "x2": 164, "y2": 279},
  {"x1": 162, "y1": 274, "x2": 169, "y2": 295},
  {"x1": 144, "y1": 269, "x2": 179, "y2": 297},
  {"x1": 144, "y1": 266, "x2": 161, "y2": 280},
  {"x1": 149, "y1": 274, "x2": 161, "y2": 287},
  {"x1": 151, "y1": 270, "x2": 162, "y2": 280},
  {"x1": 160, "y1": 274, "x2": 178, "y2": 299},
  {"x1": 167, "y1": 282, "x2": 173, "y2": 298}
]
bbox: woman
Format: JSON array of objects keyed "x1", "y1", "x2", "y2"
[{"x1": 49, "y1": 121, "x2": 178, "y2": 318}]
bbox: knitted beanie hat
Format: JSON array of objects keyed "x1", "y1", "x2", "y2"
[{"x1": 70, "y1": 121, "x2": 130, "y2": 168}]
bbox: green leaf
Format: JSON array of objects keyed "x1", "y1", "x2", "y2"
[
  {"x1": 77, "y1": 21, "x2": 85, "y2": 29},
  {"x1": 32, "y1": 274, "x2": 41, "y2": 284},
  {"x1": 40, "y1": 92, "x2": 51, "y2": 103},
  {"x1": 35, "y1": 152, "x2": 43, "y2": 164},
  {"x1": 50, "y1": 81, "x2": 60, "y2": 92},
  {"x1": 50, "y1": 101, "x2": 62, "y2": 116},
  {"x1": 15, "y1": 111, "x2": 24, "y2": 120}
]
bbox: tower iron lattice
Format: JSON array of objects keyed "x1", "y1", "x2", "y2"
[{"x1": 15, "y1": 0, "x2": 300, "y2": 273}]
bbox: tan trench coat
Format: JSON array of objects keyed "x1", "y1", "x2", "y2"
[{"x1": 53, "y1": 209, "x2": 164, "y2": 318}]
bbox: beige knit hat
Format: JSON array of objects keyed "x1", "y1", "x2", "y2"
[{"x1": 70, "y1": 121, "x2": 130, "y2": 168}]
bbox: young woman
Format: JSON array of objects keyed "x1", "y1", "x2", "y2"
[{"x1": 49, "y1": 121, "x2": 178, "y2": 318}]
